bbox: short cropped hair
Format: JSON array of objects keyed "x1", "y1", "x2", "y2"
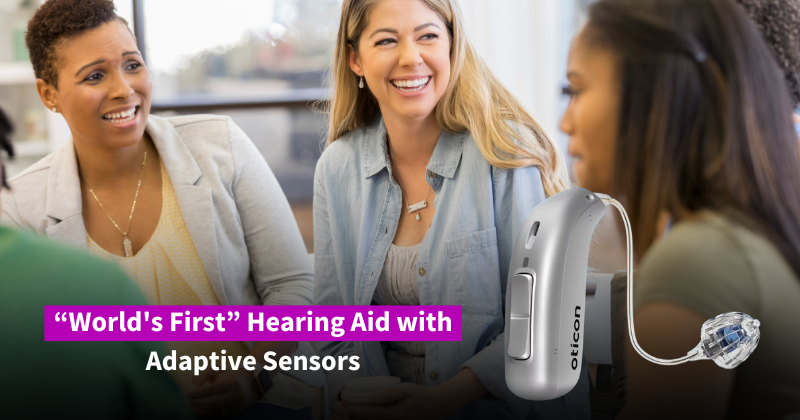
[
  {"x1": 735, "y1": 0, "x2": 800, "y2": 108},
  {"x1": 25, "y1": 0, "x2": 128, "y2": 88}
]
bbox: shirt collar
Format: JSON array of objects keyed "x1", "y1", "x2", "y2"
[{"x1": 362, "y1": 116, "x2": 466, "y2": 179}]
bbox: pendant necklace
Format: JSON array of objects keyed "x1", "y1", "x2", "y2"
[
  {"x1": 86, "y1": 150, "x2": 147, "y2": 257},
  {"x1": 388, "y1": 140, "x2": 431, "y2": 221}
]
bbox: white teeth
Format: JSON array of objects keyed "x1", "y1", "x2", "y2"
[
  {"x1": 103, "y1": 107, "x2": 137, "y2": 122},
  {"x1": 392, "y1": 77, "x2": 430, "y2": 91}
]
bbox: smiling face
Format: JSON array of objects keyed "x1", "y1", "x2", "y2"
[
  {"x1": 560, "y1": 28, "x2": 620, "y2": 194},
  {"x1": 37, "y1": 20, "x2": 151, "y2": 151},
  {"x1": 348, "y1": 0, "x2": 451, "y2": 122}
]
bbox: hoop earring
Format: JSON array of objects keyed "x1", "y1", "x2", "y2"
[{"x1": 359, "y1": 77, "x2": 364, "y2": 89}]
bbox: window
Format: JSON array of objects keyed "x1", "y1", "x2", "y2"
[
  {"x1": 134, "y1": 0, "x2": 342, "y2": 251},
  {"x1": 140, "y1": 0, "x2": 339, "y2": 107}
]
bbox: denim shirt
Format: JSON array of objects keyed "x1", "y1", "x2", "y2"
[{"x1": 313, "y1": 117, "x2": 589, "y2": 419}]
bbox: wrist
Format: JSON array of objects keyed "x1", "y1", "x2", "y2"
[
  {"x1": 252, "y1": 364, "x2": 273, "y2": 398},
  {"x1": 434, "y1": 369, "x2": 488, "y2": 412},
  {"x1": 430, "y1": 382, "x2": 468, "y2": 414}
]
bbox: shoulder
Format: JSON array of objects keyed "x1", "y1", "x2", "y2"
[
  {"x1": 154, "y1": 113, "x2": 238, "y2": 152},
  {"x1": 0, "y1": 227, "x2": 144, "y2": 305},
  {"x1": 317, "y1": 125, "x2": 370, "y2": 175},
  {"x1": 641, "y1": 213, "x2": 753, "y2": 277},
  {"x1": 637, "y1": 212, "x2": 761, "y2": 318},
  {"x1": 5, "y1": 150, "x2": 57, "y2": 189},
  {"x1": 1, "y1": 151, "x2": 59, "y2": 227}
]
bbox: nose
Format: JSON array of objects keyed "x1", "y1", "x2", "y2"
[
  {"x1": 107, "y1": 70, "x2": 134, "y2": 101},
  {"x1": 398, "y1": 41, "x2": 423, "y2": 69}
]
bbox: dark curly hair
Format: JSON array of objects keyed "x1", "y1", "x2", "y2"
[
  {"x1": 25, "y1": 0, "x2": 129, "y2": 88},
  {"x1": 0, "y1": 107, "x2": 14, "y2": 190},
  {"x1": 735, "y1": 0, "x2": 800, "y2": 108}
]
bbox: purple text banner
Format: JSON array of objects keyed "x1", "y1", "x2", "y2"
[{"x1": 45, "y1": 305, "x2": 462, "y2": 342}]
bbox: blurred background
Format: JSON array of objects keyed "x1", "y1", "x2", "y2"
[{"x1": 0, "y1": 0, "x2": 622, "y2": 271}]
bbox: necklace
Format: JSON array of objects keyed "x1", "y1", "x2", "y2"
[
  {"x1": 86, "y1": 151, "x2": 147, "y2": 257},
  {"x1": 388, "y1": 140, "x2": 431, "y2": 222}
]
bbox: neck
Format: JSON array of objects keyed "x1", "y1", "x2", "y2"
[
  {"x1": 383, "y1": 110, "x2": 441, "y2": 167},
  {"x1": 74, "y1": 133, "x2": 151, "y2": 188}
]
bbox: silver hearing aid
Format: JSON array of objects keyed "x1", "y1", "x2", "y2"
[{"x1": 504, "y1": 188, "x2": 761, "y2": 400}]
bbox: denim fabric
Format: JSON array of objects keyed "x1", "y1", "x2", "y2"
[{"x1": 313, "y1": 116, "x2": 590, "y2": 419}]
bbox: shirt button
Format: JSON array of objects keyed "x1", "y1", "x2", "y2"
[
  {"x1": 430, "y1": 372, "x2": 438, "y2": 381},
  {"x1": 419, "y1": 267, "x2": 425, "y2": 276},
  {"x1": 428, "y1": 171, "x2": 437, "y2": 178}
]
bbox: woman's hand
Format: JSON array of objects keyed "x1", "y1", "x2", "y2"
[
  {"x1": 187, "y1": 370, "x2": 261, "y2": 418},
  {"x1": 334, "y1": 383, "x2": 459, "y2": 420}
]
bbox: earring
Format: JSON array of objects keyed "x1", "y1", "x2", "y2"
[
  {"x1": 52, "y1": 107, "x2": 57, "y2": 113},
  {"x1": 359, "y1": 77, "x2": 364, "y2": 89}
]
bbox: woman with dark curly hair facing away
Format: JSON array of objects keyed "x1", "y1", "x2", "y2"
[
  {"x1": 0, "y1": 1, "x2": 320, "y2": 418},
  {"x1": 561, "y1": 0, "x2": 800, "y2": 418},
  {"x1": 734, "y1": 0, "x2": 800, "y2": 133}
]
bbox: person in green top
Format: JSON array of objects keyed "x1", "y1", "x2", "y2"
[
  {"x1": 0, "y1": 107, "x2": 191, "y2": 419},
  {"x1": 559, "y1": 0, "x2": 800, "y2": 419}
]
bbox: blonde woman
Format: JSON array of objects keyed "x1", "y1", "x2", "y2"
[{"x1": 313, "y1": 1, "x2": 586, "y2": 419}]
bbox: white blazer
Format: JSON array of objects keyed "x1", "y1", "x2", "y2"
[{"x1": 1, "y1": 114, "x2": 323, "y2": 385}]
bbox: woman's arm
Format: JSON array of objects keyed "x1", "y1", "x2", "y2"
[
  {"x1": 189, "y1": 119, "x2": 313, "y2": 417},
  {"x1": 312, "y1": 151, "x2": 366, "y2": 406},
  {"x1": 226, "y1": 117, "x2": 314, "y2": 306},
  {"x1": 616, "y1": 302, "x2": 736, "y2": 420}
]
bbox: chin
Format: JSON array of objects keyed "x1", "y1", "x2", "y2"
[
  {"x1": 101, "y1": 130, "x2": 147, "y2": 149},
  {"x1": 395, "y1": 104, "x2": 437, "y2": 121}
]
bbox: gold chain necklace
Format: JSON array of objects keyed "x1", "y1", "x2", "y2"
[{"x1": 86, "y1": 151, "x2": 147, "y2": 257}]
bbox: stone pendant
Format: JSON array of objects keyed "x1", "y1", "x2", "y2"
[
  {"x1": 416, "y1": 213, "x2": 421, "y2": 221},
  {"x1": 123, "y1": 236, "x2": 133, "y2": 257},
  {"x1": 407, "y1": 199, "x2": 427, "y2": 213}
]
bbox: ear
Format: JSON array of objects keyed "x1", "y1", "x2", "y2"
[
  {"x1": 347, "y1": 44, "x2": 364, "y2": 77},
  {"x1": 36, "y1": 79, "x2": 58, "y2": 111}
]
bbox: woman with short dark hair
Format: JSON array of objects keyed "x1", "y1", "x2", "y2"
[{"x1": 1, "y1": 1, "x2": 318, "y2": 418}]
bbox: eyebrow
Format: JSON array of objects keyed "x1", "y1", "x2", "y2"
[
  {"x1": 74, "y1": 51, "x2": 142, "y2": 77},
  {"x1": 369, "y1": 22, "x2": 441, "y2": 39}
]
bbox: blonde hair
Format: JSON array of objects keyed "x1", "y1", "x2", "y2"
[{"x1": 324, "y1": 0, "x2": 570, "y2": 197}]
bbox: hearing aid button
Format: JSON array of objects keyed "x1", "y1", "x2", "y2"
[
  {"x1": 508, "y1": 273, "x2": 533, "y2": 359},
  {"x1": 509, "y1": 274, "x2": 532, "y2": 317}
]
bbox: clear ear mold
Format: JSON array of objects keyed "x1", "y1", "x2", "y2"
[
  {"x1": 689, "y1": 312, "x2": 761, "y2": 369},
  {"x1": 601, "y1": 194, "x2": 762, "y2": 368}
]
